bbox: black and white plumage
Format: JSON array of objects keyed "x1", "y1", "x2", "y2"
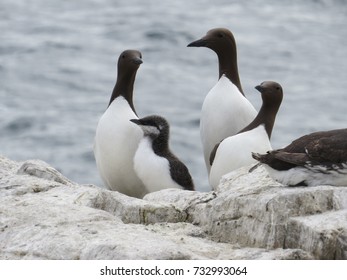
[
  {"x1": 187, "y1": 28, "x2": 257, "y2": 174},
  {"x1": 252, "y1": 129, "x2": 347, "y2": 186},
  {"x1": 94, "y1": 50, "x2": 147, "y2": 198},
  {"x1": 209, "y1": 81, "x2": 283, "y2": 188},
  {"x1": 130, "y1": 115, "x2": 195, "y2": 192}
]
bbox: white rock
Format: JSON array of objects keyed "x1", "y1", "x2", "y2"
[
  {"x1": 286, "y1": 210, "x2": 347, "y2": 259},
  {"x1": 191, "y1": 165, "x2": 347, "y2": 251},
  {"x1": 1, "y1": 156, "x2": 346, "y2": 259}
]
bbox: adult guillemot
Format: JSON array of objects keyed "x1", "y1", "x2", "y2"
[
  {"x1": 253, "y1": 128, "x2": 347, "y2": 186},
  {"x1": 209, "y1": 81, "x2": 283, "y2": 188},
  {"x1": 130, "y1": 115, "x2": 195, "y2": 192},
  {"x1": 187, "y1": 28, "x2": 257, "y2": 174},
  {"x1": 94, "y1": 50, "x2": 147, "y2": 198}
]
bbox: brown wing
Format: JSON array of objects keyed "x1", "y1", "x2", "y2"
[
  {"x1": 253, "y1": 128, "x2": 347, "y2": 170},
  {"x1": 305, "y1": 132, "x2": 347, "y2": 163},
  {"x1": 283, "y1": 128, "x2": 347, "y2": 153},
  {"x1": 271, "y1": 151, "x2": 310, "y2": 166},
  {"x1": 252, "y1": 151, "x2": 300, "y2": 170}
]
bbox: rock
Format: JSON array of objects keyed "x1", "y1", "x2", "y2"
[
  {"x1": 286, "y1": 210, "x2": 347, "y2": 259},
  {"x1": 192, "y1": 165, "x2": 347, "y2": 258},
  {"x1": 0, "y1": 155, "x2": 346, "y2": 259}
]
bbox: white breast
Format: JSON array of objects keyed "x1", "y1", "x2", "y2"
[
  {"x1": 200, "y1": 75, "x2": 257, "y2": 173},
  {"x1": 94, "y1": 96, "x2": 147, "y2": 198},
  {"x1": 133, "y1": 137, "x2": 183, "y2": 192},
  {"x1": 264, "y1": 163, "x2": 347, "y2": 187},
  {"x1": 209, "y1": 125, "x2": 272, "y2": 188}
]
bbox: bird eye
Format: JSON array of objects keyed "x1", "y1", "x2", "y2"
[
  {"x1": 122, "y1": 55, "x2": 126, "y2": 59},
  {"x1": 217, "y1": 33, "x2": 224, "y2": 38}
]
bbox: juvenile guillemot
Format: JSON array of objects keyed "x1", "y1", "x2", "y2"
[
  {"x1": 187, "y1": 28, "x2": 257, "y2": 174},
  {"x1": 94, "y1": 50, "x2": 147, "y2": 198},
  {"x1": 209, "y1": 81, "x2": 283, "y2": 188},
  {"x1": 252, "y1": 128, "x2": 347, "y2": 186},
  {"x1": 130, "y1": 115, "x2": 195, "y2": 192}
]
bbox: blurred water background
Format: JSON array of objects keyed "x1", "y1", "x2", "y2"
[{"x1": 1, "y1": 0, "x2": 346, "y2": 191}]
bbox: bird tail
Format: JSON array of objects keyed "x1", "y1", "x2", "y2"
[{"x1": 252, "y1": 152, "x2": 263, "y2": 161}]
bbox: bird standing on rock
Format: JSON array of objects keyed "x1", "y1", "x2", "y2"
[
  {"x1": 94, "y1": 50, "x2": 147, "y2": 198},
  {"x1": 187, "y1": 28, "x2": 257, "y2": 175},
  {"x1": 209, "y1": 81, "x2": 283, "y2": 188},
  {"x1": 131, "y1": 115, "x2": 195, "y2": 192}
]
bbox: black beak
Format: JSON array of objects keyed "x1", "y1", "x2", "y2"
[
  {"x1": 132, "y1": 57, "x2": 143, "y2": 65},
  {"x1": 255, "y1": 85, "x2": 263, "y2": 93},
  {"x1": 130, "y1": 119, "x2": 141, "y2": 125},
  {"x1": 187, "y1": 38, "x2": 207, "y2": 47}
]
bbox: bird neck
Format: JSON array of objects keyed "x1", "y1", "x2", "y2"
[
  {"x1": 109, "y1": 71, "x2": 137, "y2": 113},
  {"x1": 239, "y1": 103, "x2": 279, "y2": 139},
  {"x1": 151, "y1": 134, "x2": 170, "y2": 157},
  {"x1": 217, "y1": 47, "x2": 244, "y2": 95}
]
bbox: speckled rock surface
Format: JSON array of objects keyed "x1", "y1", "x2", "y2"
[{"x1": 1, "y1": 156, "x2": 346, "y2": 259}]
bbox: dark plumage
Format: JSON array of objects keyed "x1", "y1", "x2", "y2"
[
  {"x1": 210, "y1": 81, "x2": 283, "y2": 165},
  {"x1": 187, "y1": 28, "x2": 257, "y2": 174},
  {"x1": 130, "y1": 115, "x2": 195, "y2": 191},
  {"x1": 252, "y1": 128, "x2": 347, "y2": 186},
  {"x1": 94, "y1": 49, "x2": 146, "y2": 198},
  {"x1": 108, "y1": 49, "x2": 143, "y2": 112},
  {"x1": 187, "y1": 27, "x2": 244, "y2": 94},
  {"x1": 208, "y1": 81, "x2": 283, "y2": 188}
]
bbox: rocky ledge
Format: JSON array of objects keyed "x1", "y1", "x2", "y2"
[{"x1": 0, "y1": 155, "x2": 346, "y2": 259}]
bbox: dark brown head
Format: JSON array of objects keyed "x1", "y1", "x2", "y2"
[
  {"x1": 117, "y1": 49, "x2": 143, "y2": 76},
  {"x1": 239, "y1": 81, "x2": 283, "y2": 139},
  {"x1": 187, "y1": 28, "x2": 243, "y2": 94},
  {"x1": 109, "y1": 50, "x2": 143, "y2": 109},
  {"x1": 255, "y1": 81, "x2": 283, "y2": 109},
  {"x1": 187, "y1": 28, "x2": 236, "y2": 53}
]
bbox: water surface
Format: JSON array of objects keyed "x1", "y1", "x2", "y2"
[{"x1": 1, "y1": 0, "x2": 346, "y2": 191}]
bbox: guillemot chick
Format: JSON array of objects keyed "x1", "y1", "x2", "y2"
[
  {"x1": 209, "y1": 81, "x2": 283, "y2": 188},
  {"x1": 130, "y1": 115, "x2": 195, "y2": 192},
  {"x1": 94, "y1": 50, "x2": 147, "y2": 198},
  {"x1": 187, "y1": 28, "x2": 257, "y2": 175},
  {"x1": 253, "y1": 128, "x2": 347, "y2": 186}
]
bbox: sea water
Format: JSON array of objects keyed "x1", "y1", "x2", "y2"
[{"x1": 1, "y1": 0, "x2": 346, "y2": 191}]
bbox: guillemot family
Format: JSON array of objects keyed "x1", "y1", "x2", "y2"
[
  {"x1": 209, "y1": 81, "x2": 283, "y2": 188},
  {"x1": 94, "y1": 50, "x2": 147, "y2": 198},
  {"x1": 187, "y1": 28, "x2": 257, "y2": 174},
  {"x1": 130, "y1": 115, "x2": 195, "y2": 192},
  {"x1": 253, "y1": 128, "x2": 347, "y2": 186}
]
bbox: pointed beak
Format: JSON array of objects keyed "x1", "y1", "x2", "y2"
[
  {"x1": 130, "y1": 119, "x2": 141, "y2": 125},
  {"x1": 255, "y1": 85, "x2": 263, "y2": 93},
  {"x1": 132, "y1": 57, "x2": 143, "y2": 65},
  {"x1": 187, "y1": 38, "x2": 207, "y2": 47}
]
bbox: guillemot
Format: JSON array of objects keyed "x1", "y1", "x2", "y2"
[
  {"x1": 187, "y1": 28, "x2": 257, "y2": 174},
  {"x1": 209, "y1": 81, "x2": 283, "y2": 188},
  {"x1": 94, "y1": 50, "x2": 148, "y2": 198},
  {"x1": 130, "y1": 115, "x2": 195, "y2": 192},
  {"x1": 252, "y1": 128, "x2": 347, "y2": 186}
]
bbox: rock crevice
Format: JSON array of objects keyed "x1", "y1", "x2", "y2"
[{"x1": 1, "y1": 156, "x2": 346, "y2": 259}]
